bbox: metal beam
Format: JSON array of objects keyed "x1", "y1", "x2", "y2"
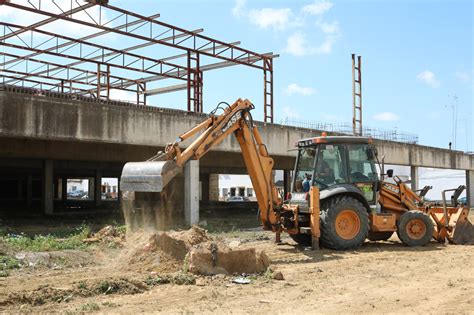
[
  {"x1": 143, "y1": 83, "x2": 188, "y2": 96},
  {"x1": 2, "y1": 2, "x2": 270, "y2": 70}
]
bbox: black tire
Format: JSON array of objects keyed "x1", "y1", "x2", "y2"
[
  {"x1": 396, "y1": 210, "x2": 434, "y2": 246},
  {"x1": 368, "y1": 231, "x2": 394, "y2": 241},
  {"x1": 289, "y1": 233, "x2": 311, "y2": 246},
  {"x1": 320, "y1": 196, "x2": 369, "y2": 250}
]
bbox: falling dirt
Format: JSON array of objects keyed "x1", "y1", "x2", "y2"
[{"x1": 121, "y1": 178, "x2": 184, "y2": 232}]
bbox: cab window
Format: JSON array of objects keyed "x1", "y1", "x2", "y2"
[
  {"x1": 314, "y1": 144, "x2": 346, "y2": 187},
  {"x1": 347, "y1": 144, "x2": 377, "y2": 182},
  {"x1": 293, "y1": 147, "x2": 316, "y2": 192}
]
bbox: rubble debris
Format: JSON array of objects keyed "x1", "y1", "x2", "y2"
[
  {"x1": 187, "y1": 241, "x2": 269, "y2": 275},
  {"x1": 82, "y1": 225, "x2": 125, "y2": 247},
  {"x1": 232, "y1": 277, "x2": 251, "y2": 284},
  {"x1": 273, "y1": 271, "x2": 284, "y2": 280}
]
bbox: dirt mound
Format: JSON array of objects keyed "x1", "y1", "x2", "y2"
[
  {"x1": 187, "y1": 241, "x2": 269, "y2": 275},
  {"x1": 82, "y1": 225, "x2": 125, "y2": 247},
  {"x1": 3, "y1": 274, "x2": 192, "y2": 306},
  {"x1": 153, "y1": 226, "x2": 212, "y2": 260},
  {"x1": 114, "y1": 231, "x2": 181, "y2": 274}
]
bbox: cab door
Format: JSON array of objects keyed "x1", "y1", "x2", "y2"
[{"x1": 346, "y1": 144, "x2": 378, "y2": 206}]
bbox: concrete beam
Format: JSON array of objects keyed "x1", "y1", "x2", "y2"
[
  {"x1": 1, "y1": 90, "x2": 473, "y2": 171},
  {"x1": 184, "y1": 160, "x2": 199, "y2": 226}
]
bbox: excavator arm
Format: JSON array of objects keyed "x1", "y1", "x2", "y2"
[{"x1": 121, "y1": 99, "x2": 281, "y2": 230}]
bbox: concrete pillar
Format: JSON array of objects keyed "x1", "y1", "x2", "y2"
[
  {"x1": 209, "y1": 174, "x2": 219, "y2": 201},
  {"x1": 185, "y1": 160, "x2": 199, "y2": 226},
  {"x1": 94, "y1": 170, "x2": 102, "y2": 206},
  {"x1": 410, "y1": 166, "x2": 419, "y2": 191},
  {"x1": 200, "y1": 173, "x2": 210, "y2": 202},
  {"x1": 61, "y1": 176, "x2": 67, "y2": 201},
  {"x1": 26, "y1": 173, "x2": 32, "y2": 209},
  {"x1": 283, "y1": 170, "x2": 292, "y2": 199},
  {"x1": 43, "y1": 159, "x2": 54, "y2": 215},
  {"x1": 17, "y1": 177, "x2": 23, "y2": 200},
  {"x1": 467, "y1": 170, "x2": 474, "y2": 208}
]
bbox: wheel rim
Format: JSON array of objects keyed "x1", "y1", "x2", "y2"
[
  {"x1": 405, "y1": 218, "x2": 426, "y2": 240},
  {"x1": 335, "y1": 210, "x2": 361, "y2": 240}
]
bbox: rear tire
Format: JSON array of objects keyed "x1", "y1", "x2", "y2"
[
  {"x1": 368, "y1": 231, "x2": 393, "y2": 241},
  {"x1": 396, "y1": 210, "x2": 433, "y2": 246},
  {"x1": 320, "y1": 196, "x2": 369, "y2": 250}
]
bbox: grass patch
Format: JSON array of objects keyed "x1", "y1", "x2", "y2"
[
  {"x1": 81, "y1": 302, "x2": 100, "y2": 311},
  {"x1": 1, "y1": 224, "x2": 91, "y2": 252},
  {"x1": 145, "y1": 272, "x2": 196, "y2": 286},
  {"x1": 0, "y1": 255, "x2": 20, "y2": 270}
]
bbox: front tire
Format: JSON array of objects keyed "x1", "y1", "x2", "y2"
[
  {"x1": 396, "y1": 210, "x2": 433, "y2": 246},
  {"x1": 320, "y1": 196, "x2": 369, "y2": 250}
]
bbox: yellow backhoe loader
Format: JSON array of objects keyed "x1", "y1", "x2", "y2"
[{"x1": 120, "y1": 99, "x2": 474, "y2": 249}]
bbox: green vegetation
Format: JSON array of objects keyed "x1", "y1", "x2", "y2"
[
  {"x1": 81, "y1": 302, "x2": 100, "y2": 311},
  {"x1": 0, "y1": 224, "x2": 91, "y2": 252},
  {"x1": 0, "y1": 255, "x2": 20, "y2": 270}
]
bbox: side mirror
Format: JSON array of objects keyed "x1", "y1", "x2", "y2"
[{"x1": 387, "y1": 169, "x2": 394, "y2": 178}]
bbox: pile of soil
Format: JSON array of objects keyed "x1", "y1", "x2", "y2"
[{"x1": 83, "y1": 225, "x2": 125, "y2": 247}]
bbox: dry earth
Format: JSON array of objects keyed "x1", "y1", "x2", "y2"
[{"x1": 1, "y1": 228, "x2": 473, "y2": 314}]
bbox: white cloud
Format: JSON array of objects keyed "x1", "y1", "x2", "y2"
[
  {"x1": 373, "y1": 112, "x2": 400, "y2": 122},
  {"x1": 316, "y1": 20, "x2": 339, "y2": 35},
  {"x1": 232, "y1": 0, "x2": 246, "y2": 17},
  {"x1": 109, "y1": 89, "x2": 136, "y2": 103},
  {"x1": 302, "y1": 1, "x2": 334, "y2": 15},
  {"x1": 248, "y1": 8, "x2": 293, "y2": 30},
  {"x1": 417, "y1": 70, "x2": 440, "y2": 88},
  {"x1": 284, "y1": 32, "x2": 310, "y2": 56},
  {"x1": 454, "y1": 71, "x2": 471, "y2": 83},
  {"x1": 284, "y1": 31, "x2": 337, "y2": 56},
  {"x1": 285, "y1": 83, "x2": 316, "y2": 96},
  {"x1": 282, "y1": 106, "x2": 300, "y2": 119}
]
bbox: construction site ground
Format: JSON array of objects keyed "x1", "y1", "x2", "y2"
[{"x1": 0, "y1": 209, "x2": 473, "y2": 314}]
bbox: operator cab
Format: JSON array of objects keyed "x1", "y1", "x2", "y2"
[{"x1": 292, "y1": 135, "x2": 378, "y2": 205}]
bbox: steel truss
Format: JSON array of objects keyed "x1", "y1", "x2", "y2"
[{"x1": 0, "y1": 0, "x2": 277, "y2": 122}]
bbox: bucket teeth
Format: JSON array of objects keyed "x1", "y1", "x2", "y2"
[
  {"x1": 120, "y1": 160, "x2": 181, "y2": 192},
  {"x1": 450, "y1": 208, "x2": 474, "y2": 245}
]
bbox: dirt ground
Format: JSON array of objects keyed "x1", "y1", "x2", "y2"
[{"x1": 1, "y1": 225, "x2": 473, "y2": 314}]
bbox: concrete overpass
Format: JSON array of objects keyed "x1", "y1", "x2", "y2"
[{"x1": 1, "y1": 87, "x2": 473, "y2": 219}]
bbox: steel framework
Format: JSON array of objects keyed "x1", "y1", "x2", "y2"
[{"x1": 0, "y1": 0, "x2": 277, "y2": 122}]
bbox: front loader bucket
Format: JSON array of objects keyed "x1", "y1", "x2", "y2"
[
  {"x1": 120, "y1": 161, "x2": 181, "y2": 192},
  {"x1": 450, "y1": 207, "x2": 474, "y2": 245}
]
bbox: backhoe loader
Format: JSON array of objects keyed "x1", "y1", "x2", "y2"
[{"x1": 121, "y1": 99, "x2": 474, "y2": 249}]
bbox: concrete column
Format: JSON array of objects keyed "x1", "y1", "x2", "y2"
[
  {"x1": 209, "y1": 174, "x2": 219, "y2": 201},
  {"x1": 185, "y1": 160, "x2": 199, "y2": 226},
  {"x1": 94, "y1": 170, "x2": 102, "y2": 206},
  {"x1": 26, "y1": 173, "x2": 32, "y2": 209},
  {"x1": 43, "y1": 159, "x2": 54, "y2": 215},
  {"x1": 283, "y1": 170, "x2": 292, "y2": 199},
  {"x1": 410, "y1": 166, "x2": 419, "y2": 191},
  {"x1": 61, "y1": 176, "x2": 67, "y2": 201},
  {"x1": 200, "y1": 173, "x2": 210, "y2": 202},
  {"x1": 467, "y1": 170, "x2": 474, "y2": 208}
]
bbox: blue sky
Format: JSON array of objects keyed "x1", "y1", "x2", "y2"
[
  {"x1": 117, "y1": 0, "x2": 473, "y2": 151},
  {"x1": 1, "y1": 0, "x2": 472, "y2": 151}
]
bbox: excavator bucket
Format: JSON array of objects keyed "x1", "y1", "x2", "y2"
[
  {"x1": 449, "y1": 207, "x2": 474, "y2": 245},
  {"x1": 430, "y1": 206, "x2": 474, "y2": 245},
  {"x1": 120, "y1": 160, "x2": 181, "y2": 192}
]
